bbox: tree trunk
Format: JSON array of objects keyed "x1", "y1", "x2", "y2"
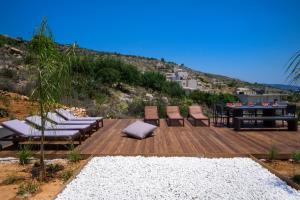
[{"x1": 39, "y1": 72, "x2": 46, "y2": 181}]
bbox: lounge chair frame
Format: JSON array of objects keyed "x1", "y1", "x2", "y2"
[
  {"x1": 187, "y1": 106, "x2": 210, "y2": 127},
  {"x1": 144, "y1": 106, "x2": 160, "y2": 126},
  {"x1": 166, "y1": 106, "x2": 184, "y2": 127}
]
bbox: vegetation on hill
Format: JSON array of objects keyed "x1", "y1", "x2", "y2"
[{"x1": 0, "y1": 31, "x2": 279, "y2": 118}]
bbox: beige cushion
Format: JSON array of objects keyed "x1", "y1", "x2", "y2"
[{"x1": 122, "y1": 121, "x2": 157, "y2": 139}]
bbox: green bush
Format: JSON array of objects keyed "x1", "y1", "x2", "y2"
[
  {"x1": 0, "y1": 68, "x2": 17, "y2": 79},
  {"x1": 61, "y1": 170, "x2": 73, "y2": 183},
  {"x1": 189, "y1": 91, "x2": 237, "y2": 107},
  {"x1": 142, "y1": 71, "x2": 166, "y2": 91},
  {"x1": 119, "y1": 64, "x2": 141, "y2": 85},
  {"x1": 169, "y1": 98, "x2": 192, "y2": 117},
  {"x1": 46, "y1": 163, "x2": 64, "y2": 175},
  {"x1": 292, "y1": 151, "x2": 300, "y2": 162},
  {"x1": 268, "y1": 145, "x2": 278, "y2": 161},
  {"x1": 95, "y1": 94, "x2": 108, "y2": 105},
  {"x1": 17, "y1": 181, "x2": 39, "y2": 196},
  {"x1": 17, "y1": 145, "x2": 32, "y2": 165},
  {"x1": 68, "y1": 145, "x2": 81, "y2": 163},
  {"x1": 96, "y1": 68, "x2": 120, "y2": 86},
  {"x1": 127, "y1": 98, "x2": 146, "y2": 117},
  {"x1": 0, "y1": 107, "x2": 9, "y2": 117},
  {"x1": 2, "y1": 175, "x2": 25, "y2": 185},
  {"x1": 163, "y1": 81, "x2": 185, "y2": 98},
  {"x1": 293, "y1": 175, "x2": 300, "y2": 184}
]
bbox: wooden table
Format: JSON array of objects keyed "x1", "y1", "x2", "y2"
[{"x1": 225, "y1": 105, "x2": 287, "y2": 127}]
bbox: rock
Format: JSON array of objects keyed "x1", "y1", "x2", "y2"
[
  {"x1": 161, "y1": 97, "x2": 168, "y2": 104},
  {"x1": 9, "y1": 47, "x2": 23, "y2": 55}
]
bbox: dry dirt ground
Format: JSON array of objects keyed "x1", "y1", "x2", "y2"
[
  {"x1": 0, "y1": 91, "x2": 38, "y2": 123},
  {"x1": 0, "y1": 159, "x2": 86, "y2": 200},
  {"x1": 264, "y1": 160, "x2": 300, "y2": 185}
]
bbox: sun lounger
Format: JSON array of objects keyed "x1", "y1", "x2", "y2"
[
  {"x1": 56, "y1": 109, "x2": 103, "y2": 127},
  {"x1": 1, "y1": 119, "x2": 82, "y2": 145},
  {"x1": 144, "y1": 106, "x2": 160, "y2": 126},
  {"x1": 26, "y1": 115, "x2": 93, "y2": 137},
  {"x1": 188, "y1": 106, "x2": 210, "y2": 126},
  {"x1": 166, "y1": 106, "x2": 184, "y2": 126},
  {"x1": 47, "y1": 112, "x2": 98, "y2": 130}
]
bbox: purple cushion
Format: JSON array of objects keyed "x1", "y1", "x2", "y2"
[{"x1": 122, "y1": 121, "x2": 157, "y2": 139}]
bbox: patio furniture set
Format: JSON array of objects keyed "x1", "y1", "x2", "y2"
[
  {"x1": 0, "y1": 109, "x2": 103, "y2": 146},
  {"x1": 144, "y1": 105, "x2": 210, "y2": 127},
  {"x1": 213, "y1": 102, "x2": 298, "y2": 131}
]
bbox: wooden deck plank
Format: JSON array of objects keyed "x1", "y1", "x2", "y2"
[
  {"x1": 75, "y1": 119, "x2": 300, "y2": 156},
  {"x1": 2, "y1": 119, "x2": 299, "y2": 157}
]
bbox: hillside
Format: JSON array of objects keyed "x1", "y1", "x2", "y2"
[{"x1": 0, "y1": 34, "x2": 288, "y2": 118}]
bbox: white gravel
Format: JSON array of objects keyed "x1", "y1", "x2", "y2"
[{"x1": 56, "y1": 156, "x2": 300, "y2": 200}]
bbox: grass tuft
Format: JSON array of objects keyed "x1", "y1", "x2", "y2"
[
  {"x1": 268, "y1": 145, "x2": 278, "y2": 161},
  {"x1": 17, "y1": 180, "x2": 39, "y2": 196},
  {"x1": 68, "y1": 145, "x2": 81, "y2": 163},
  {"x1": 2, "y1": 175, "x2": 25, "y2": 185},
  {"x1": 60, "y1": 170, "x2": 73, "y2": 183},
  {"x1": 17, "y1": 145, "x2": 32, "y2": 165},
  {"x1": 291, "y1": 151, "x2": 300, "y2": 163}
]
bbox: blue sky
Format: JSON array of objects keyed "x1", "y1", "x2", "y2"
[{"x1": 1, "y1": 0, "x2": 300, "y2": 84}]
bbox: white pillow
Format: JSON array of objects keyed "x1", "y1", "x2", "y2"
[{"x1": 122, "y1": 121, "x2": 157, "y2": 139}]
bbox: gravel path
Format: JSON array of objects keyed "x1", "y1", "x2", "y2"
[{"x1": 56, "y1": 156, "x2": 300, "y2": 200}]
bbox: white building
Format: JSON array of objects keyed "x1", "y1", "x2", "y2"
[
  {"x1": 237, "y1": 94, "x2": 287, "y2": 104},
  {"x1": 175, "y1": 71, "x2": 188, "y2": 80},
  {"x1": 165, "y1": 73, "x2": 176, "y2": 81},
  {"x1": 236, "y1": 87, "x2": 256, "y2": 95},
  {"x1": 176, "y1": 79, "x2": 198, "y2": 90}
]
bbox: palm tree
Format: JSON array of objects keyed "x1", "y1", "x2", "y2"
[
  {"x1": 28, "y1": 18, "x2": 75, "y2": 181},
  {"x1": 286, "y1": 50, "x2": 300, "y2": 83}
]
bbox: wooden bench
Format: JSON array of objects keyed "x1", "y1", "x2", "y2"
[{"x1": 233, "y1": 116, "x2": 298, "y2": 131}]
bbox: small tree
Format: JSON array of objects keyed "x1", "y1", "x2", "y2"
[{"x1": 28, "y1": 18, "x2": 74, "y2": 181}]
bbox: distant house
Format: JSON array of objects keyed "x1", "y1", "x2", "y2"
[
  {"x1": 175, "y1": 71, "x2": 188, "y2": 80},
  {"x1": 237, "y1": 93, "x2": 287, "y2": 104},
  {"x1": 165, "y1": 73, "x2": 176, "y2": 81},
  {"x1": 212, "y1": 78, "x2": 226, "y2": 86},
  {"x1": 176, "y1": 79, "x2": 198, "y2": 90},
  {"x1": 236, "y1": 87, "x2": 256, "y2": 95}
]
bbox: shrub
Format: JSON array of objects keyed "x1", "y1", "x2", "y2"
[
  {"x1": 142, "y1": 71, "x2": 166, "y2": 91},
  {"x1": 8, "y1": 113, "x2": 16, "y2": 120},
  {"x1": 293, "y1": 175, "x2": 300, "y2": 184},
  {"x1": 163, "y1": 81, "x2": 185, "y2": 98},
  {"x1": 189, "y1": 91, "x2": 237, "y2": 107},
  {"x1": 170, "y1": 97, "x2": 193, "y2": 117},
  {"x1": 0, "y1": 107, "x2": 9, "y2": 117},
  {"x1": 17, "y1": 145, "x2": 32, "y2": 165},
  {"x1": 61, "y1": 170, "x2": 73, "y2": 183},
  {"x1": 119, "y1": 64, "x2": 141, "y2": 85},
  {"x1": 268, "y1": 145, "x2": 278, "y2": 161},
  {"x1": 47, "y1": 163, "x2": 64, "y2": 175},
  {"x1": 292, "y1": 151, "x2": 300, "y2": 162},
  {"x1": 95, "y1": 94, "x2": 108, "y2": 105},
  {"x1": 155, "y1": 100, "x2": 167, "y2": 118},
  {"x1": 127, "y1": 98, "x2": 145, "y2": 117},
  {"x1": 2, "y1": 175, "x2": 25, "y2": 185},
  {"x1": 96, "y1": 68, "x2": 120, "y2": 86},
  {"x1": 0, "y1": 95, "x2": 11, "y2": 107},
  {"x1": 68, "y1": 145, "x2": 81, "y2": 163},
  {"x1": 0, "y1": 68, "x2": 17, "y2": 79},
  {"x1": 17, "y1": 181, "x2": 39, "y2": 196}
]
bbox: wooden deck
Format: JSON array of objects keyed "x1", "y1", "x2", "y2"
[{"x1": 76, "y1": 119, "x2": 300, "y2": 156}]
